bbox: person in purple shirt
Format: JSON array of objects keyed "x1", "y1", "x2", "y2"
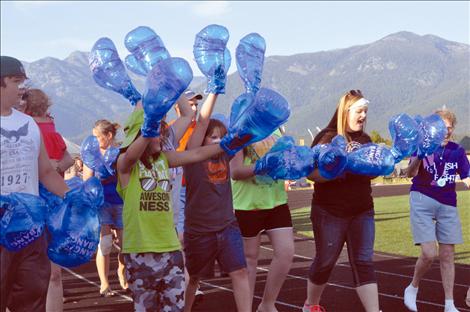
[{"x1": 404, "y1": 108, "x2": 470, "y2": 312}]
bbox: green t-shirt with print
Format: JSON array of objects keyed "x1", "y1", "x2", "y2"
[
  {"x1": 231, "y1": 130, "x2": 288, "y2": 211},
  {"x1": 117, "y1": 153, "x2": 180, "y2": 254}
]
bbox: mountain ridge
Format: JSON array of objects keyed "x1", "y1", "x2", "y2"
[{"x1": 20, "y1": 31, "x2": 469, "y2": 145}]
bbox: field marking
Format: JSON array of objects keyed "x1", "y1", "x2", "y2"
[
  {"x1": 63, "y1": 267, "x2": 132, "y2": 301},
  {"x1": 259, "y1": 245, "x2": 470, "y2": 311},
  {"x1": 199, "y1": 280, "x2": 302, "y2": 309},
  {"x1": 286, "y1": 236, "x2": 470, "y2": 287}
]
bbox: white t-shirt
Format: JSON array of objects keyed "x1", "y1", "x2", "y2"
[{"x1": 1, "y1": 109, "x2": 41, "y2": 195}]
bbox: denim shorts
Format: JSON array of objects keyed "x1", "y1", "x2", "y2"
[
  {"x1": 184, "y1": 222, "x2": 247, "y2": 277},
  {"x1": 176, "y1": 186, "x2": 186, "y2": 234},
  {"x1": 409, "y1": 191, "x2": 463, "y2": 245},
  {"x1": 99, "y1": 202, "x2": 123, "y2": 229}
]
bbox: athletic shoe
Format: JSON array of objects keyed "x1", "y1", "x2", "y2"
[{"x1": 303, "y1": 302, "x2": 326, "y2": 312}]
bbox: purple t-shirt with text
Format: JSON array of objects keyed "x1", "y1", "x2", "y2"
[{"x1": 410, "y1": 142, "x2": 469, "y2": 206}]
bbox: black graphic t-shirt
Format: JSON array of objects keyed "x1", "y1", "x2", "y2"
[
  {"x1": 311, "y1": 130, "x2": 374, "y2": 217},
  {"x1": 184, "y1": 153, "x2": 236, "y2": 234}
]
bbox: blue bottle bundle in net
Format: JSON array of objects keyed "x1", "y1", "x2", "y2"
[
  {"x1": 388, "y1": 113, "x2": 419, "y2": 163},
  {"x1": 0, "y1": 193, "x2": 47, "y2": 252},
  {"x1": 415, "y1": 114, "x2": 447, "y2": 158},
  {"x1": 254, "y1": 136, "x2": 315, "y2": 180},
  {"x1": 89, "y1": 37, "x2": 142, "y2": 105},
  {"x1": 236, "y1": 33, "x2": 266, "y2": 94},
  {"x1": 220, "y1": 88, "x2": 290, "y2": 156},
  {"x1": 346, "y1": 144, "x2": 395, "y2": 176},
  {"x1": 311, "y1": 135, "x2": 348, "y2": 180},
  {"x1": 47, "y1": 177, "x2": 103, "y2": 267},
  {"x1": 124, "y1": 26, "x2": 170, "y2": 76},
  {"x1": 141, "y1": 57, "x2": 193, "y2": 137},
  {"x1": 193, "y1": 24, "x2": 231, "y2": 94}
]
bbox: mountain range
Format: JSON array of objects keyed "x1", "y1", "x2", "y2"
[{"x1": 21, "y1": 31, "x2": 469, "y2": 145}]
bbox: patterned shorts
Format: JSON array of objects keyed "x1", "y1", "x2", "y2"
[{"x1": 124, "y1": 251, "x2": 184, "y2": 312}]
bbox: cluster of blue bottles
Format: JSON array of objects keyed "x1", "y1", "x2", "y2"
[
  {"x1": 312, "y1": 135, "x2": 348, "y2": 180},
  {"x1": 193, "y1": 24, "x2": 231, "y2": 94},
  {"x1": 220, "y1": 32, "x2": 290, "y2": 156},
  {"x1": 254, "y1": 136, "x2": 315, "y2": 180},
  {"x1": 124, "y1": 26, "x2": 171, "y2": 76},
  {"x1": 220, "y1": 88, "x2": 290, "y2": 156},
  {"x1": 389, "y1": 113, "x2": 420, "y2": 163},
  {"x1": 141, "y1": 57, "x2": 193, "y2": 137},
  {"x1": 45, "y1": 177, "x2": 103, "y2": 267},
  {"x1": 0, "y1": 193, "x2": 47, "y2": 252},
  {"x1": 89, "y1": 37, "x2": 142, "y2": 105},
  {"x1": 236, "y1": 33, "x2": 266, "y2": 94},
  {"x1": 415, "y1": 114, "x2": 447, "y2": 159},
  {"x1": 80, "y1": 135, "x2": 120, "y2": 178},
  {"x1": 346, "y1": 143, "x2": 395, "y2": 176}
]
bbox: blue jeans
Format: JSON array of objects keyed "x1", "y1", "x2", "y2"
[
  {"x1": 308, "y1": 205, "x2": 376, "y2": 287},
  {"x1": 184, "y1": 222, "x2": 246, "y2": 277}
]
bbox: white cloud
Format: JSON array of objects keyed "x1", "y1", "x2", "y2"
[{"x1": 191, "y1": 1, "x2": 231, "y2": 18}]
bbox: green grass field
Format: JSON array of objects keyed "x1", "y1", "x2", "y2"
[{"x1": 291, "y1": 191, "x2": 470, "y2": 264}]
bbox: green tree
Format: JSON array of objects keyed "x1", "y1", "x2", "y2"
[{"x1": 370, "y1": 130, "x2": 392, "y2": 146}]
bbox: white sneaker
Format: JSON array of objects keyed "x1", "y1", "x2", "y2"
[
  {"x1": 404, "y1": 284, "x2": 418, "y2": 312},
  {"x1": 444, "y1": 306, "x2": 460, "y2": 312}
]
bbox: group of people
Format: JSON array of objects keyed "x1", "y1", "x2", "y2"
[{"x1": 1, "y1": 54, "x2": 469, "y2": 312}]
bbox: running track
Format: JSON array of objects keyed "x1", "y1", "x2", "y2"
[{"x1": 62, "y1": 183, "x2": 469, "y2": 311}]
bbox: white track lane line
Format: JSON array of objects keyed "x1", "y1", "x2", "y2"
[
  {"x1": 259, "y1": 245, "x2": 470, "y2": 311},
  {"x1": 199, "y1": 280, "x2": 302, "y2": 309},
  {"x1": 63, "y1": 267, "x2": 132, "y2": 302},
  {"x1": 288, "y1": 236, "x2": 470, "y2": 287}
]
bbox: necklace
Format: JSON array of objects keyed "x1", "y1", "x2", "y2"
[
  {"x1": 439, "y1": 145, "x2": 446, "y2": 160},
  {"x1": 436, "y1": 145, "x2": 447, "y2": 187}
]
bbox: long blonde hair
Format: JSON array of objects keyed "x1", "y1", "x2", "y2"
[{"x1": 336, "y1": 89, "x2": 365, "y2": 141}]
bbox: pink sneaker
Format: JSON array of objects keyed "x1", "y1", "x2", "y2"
[{"x1": 303, "y1": 303, "x2": 326, "y2": 312}]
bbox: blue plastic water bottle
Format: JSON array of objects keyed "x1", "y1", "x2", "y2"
[
  {"x1": 124, "y1": 26, "x2": 170, "y2": 76},
  {"x1": 89, "y1": 37, "x2": 142, "y2": 105},
  {"x1": 236, "y1": 33, "x2": 266, "y2": 94}
]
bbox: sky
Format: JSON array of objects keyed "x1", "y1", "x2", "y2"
[{"x1": 1, "y1": 1, "x2": 469, "y2": 75}]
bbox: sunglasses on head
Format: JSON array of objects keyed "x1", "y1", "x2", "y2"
[{"x1": 347, "y1": 89, "x2": 362, "y2": 96}]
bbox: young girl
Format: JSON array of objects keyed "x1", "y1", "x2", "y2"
[
  {"x1": 116, "y1": 107, "x2": 227, "y2": 312},
  {"x1": 23, "y1": 89, "x2": 74, "y2": 177},
  {"x1": 230, "y1": 129, "x2": 295, "y2": 312},
  {"x1": 183, "y1": 93, "x2": 250, "y2": 312},
  {"x1": 23, "y1": 88, "x2": 74, "y2": 312},
  {"x1": 82, "y1": 119, "x2": 126, "y2": 297}
]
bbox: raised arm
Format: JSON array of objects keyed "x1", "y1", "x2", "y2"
[
  {"x1": 117, "y1": 135, "x2": 151, "y2": 175},
  {"x1": 171, "y1": 95, "x2": 195, "y2": 142},
  {"x1": 164, "y1": 142, "x2": 223, "y2": 168},
  {"x1": 229, "y1": 150, "x2": 255, "y2": 180},
  {"x1": 38, "y1": 138, "x2": 68, "y2": 197},
  {"x1": 187, "y1": 93, "x2": 219, "y2": 150}
]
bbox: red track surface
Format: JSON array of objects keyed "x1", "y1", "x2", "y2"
[{"x1": 62, "y1": 183, "x2": 470, "y2": 311}]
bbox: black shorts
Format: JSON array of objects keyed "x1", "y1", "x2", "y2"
[{"x1": 235, "y1": 204, "x2": 293, "y2": 238}]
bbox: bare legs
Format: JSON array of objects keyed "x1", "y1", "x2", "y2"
[
  {"x1": 243, "y1": 228, "x2": 294, "y2": 312},
  {"x1": 46, "y1": 263, "x2": 63, "y2": 312}
]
